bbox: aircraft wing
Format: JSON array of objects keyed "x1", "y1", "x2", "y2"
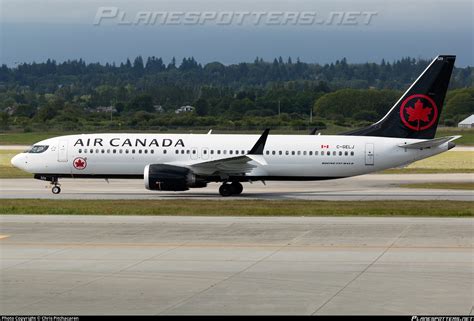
[{"x1": 165, "y1": 129, "x2": 270, "y2": 176}]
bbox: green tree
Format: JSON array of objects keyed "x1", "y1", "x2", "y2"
[
  {"x1": 126, "y1": 95, "x2": 154, "y2": 113},
  {"x1": 194, "y1": 98, "x2": 209, "y2": 116}
]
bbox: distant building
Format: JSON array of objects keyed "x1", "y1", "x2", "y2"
[
  {"x1": 458, "y1": 115, "x2": 474, "y2": 128},
  {"x1": 175, "y1": 105, "x2": 194, "y2": 114},
  {"x1": 96, "y1": 106, "x2": 117, "y2": 113},
  {"x1": 154, "y1": 105, "x2": 164, "y2": 113},
  {"x1": 4, "y1": 106, "x2": 16, "y2": 116}
]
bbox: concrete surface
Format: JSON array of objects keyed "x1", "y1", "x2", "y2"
[
  {"x1": 1, "y1": 174, "x2": 473, "y2": 201},
  {"x1": 0, "y1": 215, "x2": 473, "y2": 315}
]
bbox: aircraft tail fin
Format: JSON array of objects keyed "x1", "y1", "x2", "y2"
[{"x1": 344, "y1": 55, "x2": 456, "y2": 139}]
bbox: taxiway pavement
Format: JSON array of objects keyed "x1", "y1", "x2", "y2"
[
  {"x1": 0, "y1": 215, "x2": 472, "y2": 315},
  {"x1": 1, "y1": 173, "x2": 472, "y2": 200}
]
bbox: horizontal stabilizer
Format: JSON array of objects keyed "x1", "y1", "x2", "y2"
[{"x1": 398, "y1": 135, "x2": 461, "y2": 149}]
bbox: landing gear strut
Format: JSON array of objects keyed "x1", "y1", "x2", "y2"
[
  {"x1": 219, "y1": 182, "x2": 243, "y2": 197},
  {"x1": 51, "y1": 177, "x2": 61, "y2": 194}
]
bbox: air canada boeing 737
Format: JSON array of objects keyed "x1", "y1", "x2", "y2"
[{"x1": 11, "y1": 55, "x2": 459, "y2": 196}]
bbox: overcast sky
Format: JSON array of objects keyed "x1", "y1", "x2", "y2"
[{"x1": 1, "y1": 0, "x2": 473, "y2": 66}]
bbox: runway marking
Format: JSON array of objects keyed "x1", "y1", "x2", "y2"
[
  {"x1": 2, "y1": 242, "x2": 472, "y2": 249},
  {"x1": 0, "y1": 235, "x2": 10, "y2": 240}
]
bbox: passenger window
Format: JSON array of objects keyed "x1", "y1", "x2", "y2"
[
  {"x1": 125, "y1": 150, "x2": 129, "y2": 154},
  {"x1": 175, "y1": 150, "x2": 179, "y2": 154},
  {"x1": 192, "y1": 150, "x2": 196, "y2": 154},
  {"x1": 96, "y1": 149, "x2": 100, "y2": 154},
  {"x1": 119, "y1": 149, "x2": 123, "y2": 154},
  {"x1": 229, "y1": 150, "x2": 233, "y2": 155},
  {"x1": 151, "y1": 150, "x2": 154, "y2": 154},
  {"x1": 265, "y1": 151, "x2": 269, "y2": 155},
  {"x1": 217, "y1": 150, "x2": 221, "y2": 155},
  {"x1": 327, "y1": 151, "x2": 330, "y2": 156},
  {"x1": 315, "y1": 151, "x2": 318, "y2": 156},
  {"x1": 203, "y1": 150, "x2": 207, "y2": 154},
  {"x1": 210, "y1": 150, "x2": 214, "y2": 155},
  {"x1": 339, "y1": 151, "x2": 342, "y2": 156},
  {"x1": 102, "y1": 149, "x2": 105, "y2": 154},
  {"x1": 351, "y1": 151, "x2": 354, "y2": 156},
  {"x1": 90, "y1": 149, "x2": 94, "y2": 153},
  {"x1": 139, "y1": 150, "x2": 142, "y2": 154},
  {"x1": 309, "y1": 151, "x2": 312, "y2": 156},
  {"x1": 78, "y1": 149, "x2": 82, "y2": 153},
  {"x1": 272, "y1": 151, "x2": 276, "y2": 155},
  {"x1": 303, "y1": 151, "x2": 307, "y2": 156},
  {"x1": 132, "y1": 149, "x2": 135, "y2": 154},
  {"x1": 285, "y1": 151, "x2": 289, "y2": 155},
  {"x1": 181, "y1": 150, "x2": 185, "y2": 154},
  {"x1": 113, "y1": 150, "x2": 116, "y2": 154},
  {"x1": 107, "y1": 149, "x2": 110, "y2": 154},
  {"x1": 345, "y1": 151, "x2": 348, "y2": 156},
  {"x1": 163, "y1": 150, "x2": 167, "y2": 154},
  {"x1": 241, "y1": 150, "x2": 245, "y2": 154},
  {"x1": 144, "y1": 150, "x2": 148, "y2": 154},
  {"x1": 291, "y1": 151, "x2": 295, "y2": 155},
  {"x1": 235, "y1": 150, "x2": 239, "y2": 155},
  {"x1": 223, "y1": 150, "x2": 227, "y2": 155}
]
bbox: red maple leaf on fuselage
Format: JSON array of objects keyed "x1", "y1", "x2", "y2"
[
  {"x1": 405, "y1": 99, "x2": 432, "y2": 130},
  {"x1": 75, "y1": 159, "x2": 85, "y2": 168}
]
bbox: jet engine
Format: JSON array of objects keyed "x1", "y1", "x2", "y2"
[{"x1": 144, "y1": 164, "x2": 207, "y2": 191}]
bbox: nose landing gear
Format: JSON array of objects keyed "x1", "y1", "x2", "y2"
[
  {"x1": 52, "y1": 185, "x2": 61, "y2": 194},
  {"x1": 50, "y1": 177, "x2": 61, "y2": 194},
  {"x1": 219, "y1": 182, "x2": 243, "y2": 197}
]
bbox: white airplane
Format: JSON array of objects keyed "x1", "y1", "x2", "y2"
[{"x1": 11, "y1": 55, "x2": 459, "y2": 196}]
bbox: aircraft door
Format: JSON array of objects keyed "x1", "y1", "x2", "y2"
[
  {"x1": 365, "y1": 143, "x2": 374, "y2": 166},
  {"x1": 58, "y1": 140, "x2": 68, "y2": 162}
]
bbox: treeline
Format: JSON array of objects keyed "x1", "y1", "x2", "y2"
[{"x1": 0, "y1": 56, "x2": 472, "y2": 132}]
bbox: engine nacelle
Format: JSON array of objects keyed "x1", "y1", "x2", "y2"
[{"x1": 144, "y1": 164, "x2": 207, "y2": 191}]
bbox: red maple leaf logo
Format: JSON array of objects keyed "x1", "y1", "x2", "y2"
[
  {"x1": 74, "y1": 158, "x2": 86, "y2": 169},
  {"x1": 405, "y1": 99, "x2": 432, "y2": 131},
  {"x1": 400, "y1": 94, "x2": 438, "y2": 131}
]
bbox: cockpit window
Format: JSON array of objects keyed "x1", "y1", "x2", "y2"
[{"x1": 28, "y1": 145, "x2": 49, "y2": 153}]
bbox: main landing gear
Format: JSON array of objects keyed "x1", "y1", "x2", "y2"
[
  {"x1": 219, "y1": 182, "x2": 243, "y2": 197},
  {"x1": 50, "y1": 177, "x2": 61, "y2": 194}
]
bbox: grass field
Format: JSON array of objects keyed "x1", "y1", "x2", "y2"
[
  {"x1": 381, "y1": 150, "x2": 474, "y2": 174},
  {"x1": 0, "y1": 199, "x2": 472, "y2": 217},
  {"x1": 399, "y1": 182, "x2": 474, "y2": 190},
  {"x1": 1, "y1": 127, "x2": 473, "y2": 145},
  {"x1": 0, "y1": 150, "x2": 31, "y2": 178},
  {"x1": 436, "y1": 128, "x2": 474, "y2": 146}
]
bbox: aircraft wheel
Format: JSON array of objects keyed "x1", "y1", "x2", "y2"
[
  {"x1": 52, "y1": 186, "x2": 61, "y2": 194},
  {"x1": 219, "y1": 184, "x2": 233, "y2": 197},
  {"x1": 231, "y1": 182, "x2": 243, "y2": 195}
]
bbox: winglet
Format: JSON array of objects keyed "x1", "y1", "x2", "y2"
[{"x1": 248, "y1": 129, "x2": 270, "y2": 155}]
